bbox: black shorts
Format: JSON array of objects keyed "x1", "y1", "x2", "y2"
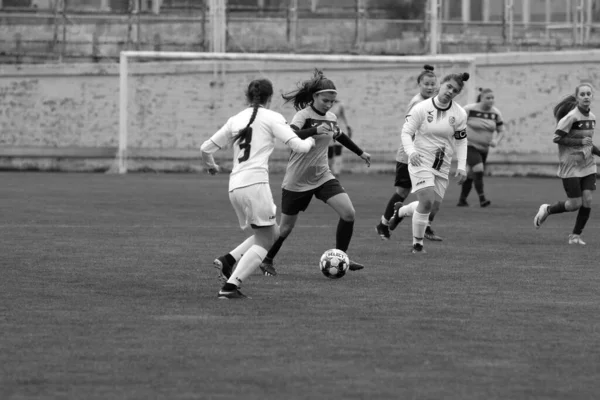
[
  {"x1": 562, "y1": 174, "x2": 597, "y2": 198},
  {"x1": 394, "y1": 162, "x2": 412, "y2": 189},
  {"x1": 281, "y1": 179, "x2": 346, "y2": 215},
  {"x1": 466, "y1": 146, "x2": 488, "y2": 167},
  {"x1": 328, "y1": 145, "x2": 343, "y2": 158}
]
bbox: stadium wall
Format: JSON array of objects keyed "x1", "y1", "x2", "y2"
[{"x1": 1, "y1": 50, "x2": 600, "y2": 175}]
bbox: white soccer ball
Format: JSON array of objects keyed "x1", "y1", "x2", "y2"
[{"x1": 319, "y1": 249, "x2": 350, "y2": 279}]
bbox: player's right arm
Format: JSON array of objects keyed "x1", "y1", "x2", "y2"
[
  {"x1": 553, "y1": 113, "x2": 591, "y2": 146},
  {"x1": 271, "y1": 112, "x2": 315, "y2": 153},
  {"x1": 401, "y1": 104, "x2": 425, "y2": 166},
  {"x1": 200, "y1": 119, "x2": 233, "y2": 174}
]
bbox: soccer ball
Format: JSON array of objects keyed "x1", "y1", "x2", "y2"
[{"x1": 319, "y1": 249, "x2": 350, "y2": 279}]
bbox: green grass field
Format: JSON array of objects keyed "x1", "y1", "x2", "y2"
[{"x1": 2, "y1": 172, "x2": 599, "y2": 400}]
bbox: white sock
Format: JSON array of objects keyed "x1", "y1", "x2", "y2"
[
  {"x1": 399, "y1": 201, "x2": 419, "y2": 218},
  {"x1": 381, "y1": 216, "x2": 389, "y2": 225},
  {"x1": 230, "y1": 235, "x2": 255, "y2": 261},
  {"x1": 412, "y1": 211, "x2": 430, "y2": 245},
  {"x1": 227, "y1": 245, "x2": 268, "y2": 287}
]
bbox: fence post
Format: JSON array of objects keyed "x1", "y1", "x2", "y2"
[
  {"x1": 92, "y1": 31, "x2": 100, "y2": 62},
  {"x1": 14, "y1": 33, "x2": 22, "y2": 64},
  {"x1": 287, "y1": 0, "x2": 298, "y2": 52},
  {"x1": 354, "y1": 0, "x2": 366, "y2": 51},
  {"x1": 153, "y1": 33, "x2": 162, "y2": 51},
  {"x1": 61, "y1": 0, "x2": 67, "y2": 62}
]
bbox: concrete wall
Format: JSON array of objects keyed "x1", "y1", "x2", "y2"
[{"x1": 1, "y1": 50, "x2": 600, "y2": 173}]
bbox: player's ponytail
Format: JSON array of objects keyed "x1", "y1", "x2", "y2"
[
  {"x1": 233, "y1": 79, "x2": 273, "y2": 143},
  {"x1": 417, "y1": 64, "x2": 436, "y2": 83},
  {"x1": 553, "y1": 95, "x2": 577, "y2": 122},
  {"x1": 282, "y1": 68, "x2": 337, "y2": 111}
]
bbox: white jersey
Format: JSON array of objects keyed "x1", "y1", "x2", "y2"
[
  {"x1": 396, "y1": 93, "x2": 428, "y2": 163},
  {"x1": 401, "y1": 97, "x2": 468, "y2": 178},
  {"x1": 205, "y1": 107, "x2": 299, "y2": 191}
]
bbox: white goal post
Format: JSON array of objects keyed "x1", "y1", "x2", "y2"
[{"x1": 116, "y1": 51, "x2": 477, "y2": 174}]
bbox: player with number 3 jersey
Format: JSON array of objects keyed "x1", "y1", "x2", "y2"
[
  {"x1": 394, "y1": 72, "x2": 470, "y2": 254},
  {"x1": 201, "y1": 78, "x2": 315, "y2": 299}
]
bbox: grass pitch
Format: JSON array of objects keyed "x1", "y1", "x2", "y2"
[{"x1": 1, "y1": 172, "x2": 599, "y2": 400}]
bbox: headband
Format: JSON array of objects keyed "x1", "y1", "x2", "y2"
[{"x1": 314, "y1": 89, "x2": 337, "y2": 95}]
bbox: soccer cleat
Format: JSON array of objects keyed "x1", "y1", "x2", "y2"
[
  {"x1": 534, "y1": 204, "x2": 550, "y2": 229},
  {"x1": 259, "y1": 260, "x2": 278, "y2": 276},
  {"x1": 348, "y1": 259, "x2": 365, "y2": 271},
  {"x1": 424, "y1": 226, "x2": 443, "y2": 241},
  {"x1": 213, "y1": 256, "x2": 234, "y2": 282},
  {"x1": 388, "y1": 202, "x2": 404, "y2": 231},
  {"x1": 376, "y1": 222, "x2": 391, "y2": 240},
  {"x1": 411, "y1": 243, "x2": 426, "y2": 254},
  {"x1": 457, "y1": 198, "x2": 469, "y2": 207},
  {"x1": 217, "y1": 288, "x2": 249, "y2": 299},
  {"x1": 480, "y1": 200, "x2": 491, "y2": 208},
  {"x1": 568, "y1": 234, "x2": 586, "y2": 246}
]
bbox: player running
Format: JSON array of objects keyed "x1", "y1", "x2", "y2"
[
  {"x1": 393, "y1": 72, "x2": 470, "y2": 253},
  {"x1": 457, "y1": 88, "x2": 506, "y2": 207},
  {"x1": 259, "y1": 69, "x2": 371, "y2": 276},
  {"x1": 201, "y1": 78, "x2": 315, "y2": 299},
  {"x1": 534, "y1": 83, "x2": 600, "y2": 245},
  {"x1": 376, "y1": 65, "x2": 444, "y2": 242}
]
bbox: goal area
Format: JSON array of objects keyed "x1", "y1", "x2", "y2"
[{"x1": 115, "y1": 51, "x2": 476, "y2": 174}]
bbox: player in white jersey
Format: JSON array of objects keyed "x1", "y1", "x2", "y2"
[
  {"x1": 534, "y1": 83, "x2": 600, "y2": 245},
  {"x1": 394, "y1": 72, "x2": 470, "y2": 253},
  {"x1": 200, "y1": 79, "x2": 315, "y2": 299},
  {"x1": 258, "y1": 69, "x2": 371, "y2": 276},
  {"x1": 376, "y1": 65, "x2": 444, "y2": 242}
]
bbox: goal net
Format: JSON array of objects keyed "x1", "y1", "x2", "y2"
[{"x1": 115, "y1": 51, "x2": 476, "y2": 173}]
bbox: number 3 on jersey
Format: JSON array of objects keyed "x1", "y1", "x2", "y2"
[
  {"x1": 237, "y1": 131, "x2": 253, "y2": 163},
  {"x1": 432, "y1": 148, "x2": 445, "y2": 171}
]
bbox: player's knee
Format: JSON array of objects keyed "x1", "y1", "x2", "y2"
[
  {"x1": 582, "y1": 192, "x2": 593, "y2": 207},
  {"x1": 338, "y1": 207, "x2": 355, "y2": 222},
  {"x1": 395, "y1": 186, "x2": 410, "y2": 197},
  {"x1": 471, "y1": 163, "x2": 484, "y2": 173},
  {"x1": 566, "y1": 197, "x2": 583, "y2": 211}
]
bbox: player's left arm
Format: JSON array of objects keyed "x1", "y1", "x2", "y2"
[
  {"x1": 334, "y1": 131, "x2": 370, "y2": 167},
  {"x1": 200, "y1": 121, "x2": 232, "y2": 174},
  {"x1": 454, "y1": 110, "x2": 468, "y2": 184},
  {"x1": 592, "y1": 144, "x2": 600, "y2": 157},
  {"x1": 491, "y1": 109, "x2": 505, "y2": 147}
]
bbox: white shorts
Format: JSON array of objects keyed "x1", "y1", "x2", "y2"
[
  {"x1": 408, "y1": 166, "x2": 449, "y2": 199},
  {"x1": 229, "y1": 183, "x2": 277, "y2": 230}
]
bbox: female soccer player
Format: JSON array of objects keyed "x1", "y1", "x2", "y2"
[
  {"x1": 534, "y1": 83, "x2": 600, "y2": 245},
  {"x1": 393, "y1": 72, "x2": 470, "y2": 253},
  {"x1": 259, "y1": 69, "x2": 371, "y2": 276},
  {"x1": 377, "y1": 65, "x2": 444, "y2": 242},
  {"x1": 328, "y1": 99, "x2": 352, "y2": 175},
  {"x1": 457, "y1": 88, "x2": 506, "y2": 207},
  {"x1": 201, "y1": 78, "x2": 315, "y2": 299}
]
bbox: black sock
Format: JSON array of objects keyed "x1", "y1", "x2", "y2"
[
  {"x1": 336, "y1": 219, "x2": 354, "y2": 252},
  {"x1": 383, "y1": 193, "x2": 405, "y2": 221},
  {"x1": 428, "y1": 213, "x2": 435, "y2": 223},
  {"x1": 265, "y1": 235, "x2": 287, "y2": 261},
  {"x1": 224, "y1": 253, "x2": 236, "y2": 265},
  {"x1": 573, "y1": 206, "x2": 591, "y2": 235},
  {"x1": 222, "y1": 282, "x2": 238, "y2": 291},
  {"x1": 548, "y1": 201, "x2": 567, "y2": 215},
  {"x1": 460, "y1": 178, "x2": 473, "y2": 200},
  {"x1": 473, "y1": 171, "x2": 485, "y2": 201}
]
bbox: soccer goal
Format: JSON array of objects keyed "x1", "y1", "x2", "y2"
[{"x1": 115, "y1": 51, "x2": 477, "y2": 173}]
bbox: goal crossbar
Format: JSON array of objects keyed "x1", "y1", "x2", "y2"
[{"x1": 117, "y1": 51, "x2": 476, "y2": 174}]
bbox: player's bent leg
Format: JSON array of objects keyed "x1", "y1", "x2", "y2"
[
  {"x1": 326, "y1": 192, "x2": 365, "y2": 271},
  {"x1": 424, "y1": 200, "x2": 443, "y2": 241},
  {"x1": 260, "y1": 213, "x2": 298, "y2": 276}
]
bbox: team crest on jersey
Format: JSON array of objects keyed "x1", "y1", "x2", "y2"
[
  {"x1": 449, "y1": 116, "x2": 456, "y2": 125},
  {"x1": 427, "y1": 111, "x2": 434, "y2": 123}
]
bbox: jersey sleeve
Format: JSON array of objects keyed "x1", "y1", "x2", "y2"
[
  {"x1": 290, "y1": 109, "x2": 309, "y2": 131},
  {"x1": 204, "y1": 118, "x2": 234, "y2": 150},
  {"x1": 555, "y1": 113, "x2": 574, "y2": 137},
  {"x1": 270, "y1": 112, "x2": 298, "y2": 144},
  {"x1": 401, "y1": 103, "x2": 425, "y2": 154},
  {"x1": 495, "y1": 107, "x2": 504, "y2": 127},
  {"x1": 453, "y1": 108, "x2": 468, "y2": 140}
]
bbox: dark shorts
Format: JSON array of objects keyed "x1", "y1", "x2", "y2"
[
  {"x1": 562, "y1": 174, "x2": 597, "y2": 198},
  {"x1": 467, "y1": 146, "x2": 488, "y2": 167},
  {"x1": 394, "y1": 162, "x2": 412, "y2": 189},
  {"x1": 328, "y1": 144, "x2": 343, "y2": 158},
  {"x1": 281, "y1": 179, "x2": 346, "y2": 215}
]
